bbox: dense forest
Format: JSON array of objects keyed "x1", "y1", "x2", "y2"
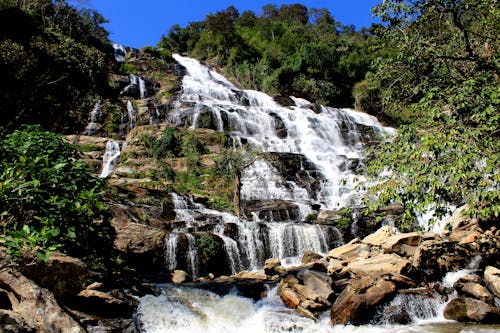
[{"x1": 0, "y1": 0, "x2": 498, "y2": 258}]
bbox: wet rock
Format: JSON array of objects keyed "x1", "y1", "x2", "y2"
[
  {"x1": 346, "y1": 254, "x2": 413, "y2": 278},
  {"x1": 330, "y1": 277, "x2": 397, "y2": 325},
  {"x1": 444, "y1": 297, "x2": 500, "y2": 323},
  {"x1": 264, "y1": 258, "x2": 282, "y2": 276},
  {"x1": 172, "y1": 270, "x2": 189, "y2": 283},
  {"x1": 459, "y1": 282, "x2": 495, "y2": 304},
  {"x1": 316, "y1": 210, "x2": 343, "y2": 224},
  {"x1": 0, "y1": 269, "x2": 85, "y2": 332},
  {"x1": 272, "y1": 95, "x2": 295, "y2": 107},
  {"x1": 278, "y1": 282, "x2": 301, "y2": 308},
  {"x1": 484, "y1": 266, "x2": 500, "y2": 298},
  {"x1": 234, "y1": 271, "x2": 268, "y2": 281},
  {"x1": 242, "y1": 200, "x2": 300, "y2": 222},
  {"x1": 362, "y1": 226, "x2": 394, "y2": 246},
  {"x1": 269, "y1": 113, "x2": 287, "y2": 138},
  {"x1": 19, "y1": 252, "x2": 88, "y2": 300}
]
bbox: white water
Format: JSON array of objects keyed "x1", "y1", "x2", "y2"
[
  {"x1": 165, "y1": 194, "x2": 339, "y2": 277},
  {"x1": 126, "y1": 100, "x2": 137, "y2": 129},
  {"x1": 171, "y1": 54, "x2": 394, "y2": 214},
  {"x1": 112, "y1": 44, "x2": 126, "y2": 62},
  {"x1": 100, "y1": 140, "x2": 121, "y2": 178},
  {"x1": 137, "y1": 285, "x2": 499, "y2": 333},
  {"x1": 83, "y1": 102, "x2": 102, "y2": 136}
]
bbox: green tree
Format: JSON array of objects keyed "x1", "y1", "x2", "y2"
[{"x1": 365, "y1": 0, "x2": 500, "y2": 228}]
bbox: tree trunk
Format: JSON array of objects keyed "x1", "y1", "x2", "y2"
[{"x1": 233, "y1": 173, "x2": 241, "y2": 218}]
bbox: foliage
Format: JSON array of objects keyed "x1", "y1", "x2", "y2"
[
  {"x1": 365, "y1": 0, "x2": 500, "y2": 227},
  {"x1": 158, "y1": 4, "x2": 384, "y2": 106},
  {"x1": 0, "y1": 0, "x2": 114, "y2": 132},
  {"x1": 198, "y1": 234, "x2": 218, "y2": 259},
  {"x1": 153, "y1": 127, "x2": 181, "y2": 159},
  {"x1": 0, "y1": 126, "x2": 107, "y2": 259},
  {"x1": 304, "y1": 213, "x2": 317, "y2": 223}
]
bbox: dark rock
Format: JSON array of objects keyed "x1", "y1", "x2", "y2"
[
  {"x1": 70, "y1": 289, "x2": 138, "y2": 319},
  {"x1": 272, "y1": 95, "x2": 295, "y2": 107},
  {"x1": 444, "y1": 297, "x2": 500, "y2": 323},
  {"x1": 19, "y1": 252, "x2": 88, "y2": 300},
  {"x1": 0, "y1": 310, "x2": 34, "y2": 333},
  {"x1": 0, "y1": 269, "x2": 85, "y2": 332},
  {"x1": 264, "y1": 258, "x2": 282, "y2": 276},
  {"x1": 242, "y1": 200, "x2": 300, "y2": 222},
  {"x1": 269, "y1": 113, "x2": 287, "y2": 138}
]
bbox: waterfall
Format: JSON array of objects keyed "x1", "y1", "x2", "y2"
[
  {"x1": 171, "y1": 54, "x2": 394, "y2": 214},
  {"x1": 100, "y1": 140, "x2": 121, "y2": 178},
  {"x1": 139, "y1": 76, "x2": 147, "y2": 99},
  {"x1": 112, "y1": 44, "x2": 126, "y2": 62},
  {"x1": 126, "y1": 100, "x2": 137, "y2": 129},
  {"x1": 83, "y1": 102, "x2": 102, "y2": 136},
  {"x1": 121, "y1": 74, "x2": 148, "y2": 99}
]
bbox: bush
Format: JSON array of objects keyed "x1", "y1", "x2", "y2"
[{"x1": 0, "y1": 126, "x2": 107, "y2": 260}]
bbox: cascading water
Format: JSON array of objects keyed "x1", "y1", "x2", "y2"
[
  {"x1": 127, "y1": 100, "x2": 137, "y2": 129},
  {"x1": 171, "y1": 54, "x2": 394, "y2": 214},
  {"x1": 83, "y1": 102, "x2": 102, "y2": 136},
  {"x1": 100, "y1": 140, "x2": 121, "y2": 178}
]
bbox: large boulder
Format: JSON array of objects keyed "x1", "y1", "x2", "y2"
[
  {"x1": 362, "y1": 226, "x2": 394, "y2": 246},
  {"x1": 0, "y1": 269, "x2": 85, "y2": 333},
  {"x1": 413, "y1": 240, "x2": 471, "y2": 280},
  {"x1": 296, "y1": 269, "x2": 334, "y2": 302},
  {"x1": 444, "y1": 297, "x2": 500, "y2": 323},
  {"x1": 484, "y1": 266, "x2": 500, "y2": 298},
  {"x1": 19, "y1": 252, "x2": 88, "y2": 300},
  {"x1": 71, "y1": 289, "x2": 137, "y2": 319},
  {"x1": 382, "y1": 232, "x2": 422, "y2": 257},
  {"x1": 328, "y1": 240, "x2": 370, "y2": 261},
  {"x1": 346, "y1": 254, "x2": 414, "y2": 278},
  {"x1": 330, "y1": 277, "x2": 397, "y2": 325}
]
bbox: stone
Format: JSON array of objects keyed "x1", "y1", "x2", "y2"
[
  {"x1": 328, "y1": 243, "x2": 371, "y2": 261},
  {"x1": 444, "y1": 297, "x2": 500, "y2": 323},
  {"x1": 296, "y1": 306, "x2": 317, "y2": 321},
  {"x1": 19, "y1": 252, "x2": 88, "y2": 300},
  {"x1": 327, "y1": 259, "x2": 344, "y2": 276},
  {"x1": 0, "y1": 310, "x2": 34, "y2": 333},
  {"x1": 301, "y1": 251, "x2": 323, "y2": 264},
  {"x1": 346, "y1": 254, "x2": 413, "y2": 278},
  {"x1": 73, "y1": 289, "x2": 137, "y2": 319},
  {"x1": 297, "y1": 269, "x2": 334, "y2": 302},
  {"x1": 362, "y1": 226, "x2": 394, "y2": 246},
  {"x1": 172, "y1": 270, "x2": 189, "y2": 283},
  {"x1": 330, "y1": 277, "x2": 397, "y2": 325},
  {"x1": 460, "y1": 283, "x2": 494, "y2": 303},
  {"x1": 234, "y1": 270, "x2": 268, "y2": 281},
  {"x1": 484, "y1": 266, "x2": 500, "y2": 298},
  {"x1": 413, "y1": 240, "x2": 471, "y2": 280},
  {"x1": 264, "y1": 258, "x2": 281, "y2": 276},
  {"x1": 317, "y1": 210, "x2": 343, "y2": 223},
  {"x1": 382, "y1": 232, "x2": 422, "y2": 256},
  {"x1": 242, "y1": 199, "x2": 300, "y2": 222},
  {"x1": 278, "y1": 283, "x2": 301, "y2": 308},
  {"x1": 0, "y1": 269, "x2": 85, "y2": 332}
]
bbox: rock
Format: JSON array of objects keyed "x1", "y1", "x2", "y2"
[
  {"x1": 317, "y1": 210, "x2": 343, "y2": 223},
  {"x1": 444, "y1": 297, "x2": 500, "y2": 323},
  {"x1": 0, "y1": 269, "x2": 85, "y2": 332},
  {"x1": 19, "y1": 252, "x2": 88, "y2": 300},
  {"x1": 459, "y1": 283, "x2": 494, "y2": 303},
  {"x1": 362, "y1": 226, "x2": 394, "y2": 246},
  {"x1": 0, "y1": 310, "x2": 34, "y2": 332},
  {"x1": 301, "y1": 251, "x2": 323, "y2": 264},
  {"x1": 172, "y1": 270, "x2": 189, "y2": 283},
  {"x1": 296, "y1": 306, "x2": 317, "y2": 321},
  {"x1": 264, "y1": 258, "x2": 281, "y2": 276},
  {"x1": 330, "y1": 277, "x2": 397, "y2": 325},
  {"x1": 297, "y1": 269, "x2": 334, "y2": 302},
  {"x1": 328, "y1": 243, "x2": 370, "y2": 261},
  {"x1": 413, "y1": 240, "x2": 471, "y2": 280},
  {"x1": 234, "y1": 271, "x2": 268, "y2": 281},
  {"x1": 242, "y1": 200, "x2": 300, "y2": 222},
  {"x1": 278, "y1": 282, "x2": 301, "y2": 308},
  {"x1": 484, "y1": 266, "x2": 500, "y2": 298},
  {"x1": 111, "y1": 216, "x2": 166, "y2": 269},
  {"x1": 382, "y1": 232, "x2": 422, "y2": 257},
  {"x1": 72, "y1": 289, "x2": 137, "y2": 319},
  {"x1": 346, "y1": 254, "x2": 413, "y2": 278}
]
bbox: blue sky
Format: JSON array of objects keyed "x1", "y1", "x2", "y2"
[{"x1": 83, "y1": 1, "x2": 381, "y2": 48}]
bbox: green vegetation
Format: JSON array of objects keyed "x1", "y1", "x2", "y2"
[
  {"x1": 159, "y1": 4, "x2": 384, "y2": 106},
  {"x1": 364, "y1": 0, "x2": 499, "y2": 228},
  {"x1": 198, "y1": 234, "x2": 218, "y2": 259},
  {"x1": 0, "y1": 126, "x2": 107, "y2": 260},
  {"x1": 0, "y1": 0, "x2": 113, "y2": 132}
]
